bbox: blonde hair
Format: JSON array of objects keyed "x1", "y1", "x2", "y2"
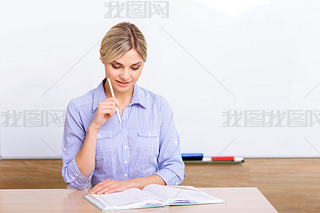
[{"x1": 99, "y1": 22, "x2": 147, "y2": 63}]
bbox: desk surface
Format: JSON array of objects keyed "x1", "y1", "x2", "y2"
[{"x1": 0, "y1": 187, "x2": 278, "y2": 213}]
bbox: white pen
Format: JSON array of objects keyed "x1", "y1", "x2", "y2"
[{"x1": 107, "y1": 78, "x2": 122, "y2": 125}]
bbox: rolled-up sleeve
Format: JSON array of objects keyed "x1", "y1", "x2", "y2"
[
  {"x1": 61, "y1": 100, "x2": 93, "y2": 189},
  {"x1": 155, "y1": 97, "x2": 185, "y2": 186}
]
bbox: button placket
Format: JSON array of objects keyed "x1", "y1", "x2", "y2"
[
  {"x1": 122, "y1": 123, "x2": 129, "y2": 180},
  {"x1": 121, "y1": 105, "x2": 133, "y2": 180}
]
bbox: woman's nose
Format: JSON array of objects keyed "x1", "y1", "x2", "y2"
[{"x1": 120, "y1": 68, "x2": 130, "y2": 80}]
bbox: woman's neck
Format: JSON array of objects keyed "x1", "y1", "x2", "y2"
[{"x1": 103, "y1": 82, "x2": 133, "y2": 107}]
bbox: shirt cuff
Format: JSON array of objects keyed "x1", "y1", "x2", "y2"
[
  {"x1": 155, "y1": 168, "x2": 184, "y2": 186},
  {"x1": 67, "y1": 157, "x2": 93, "y2": 189}
]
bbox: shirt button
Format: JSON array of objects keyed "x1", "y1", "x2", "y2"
[
  {"x1": 125, "y1": 161, "x2": 128, "y2": 164},
  {"x1": 124, "y1": 145, "x2": 128, "y2": 149},
  {"x1": 149, "y1": 132, "x2": 151, "y2": 136},
  {"x1": 63, "y1": 149, "x2": 66, "y2": 152},
  {"x1": 124, "y1": 173, "x2": 128, "y2": 177},
  {"x1": 75, "y1": 174, "x2": 78, "y2": 177},
  {"x1": 97, "y1": 134, "x2": 100, "y2": 138}
]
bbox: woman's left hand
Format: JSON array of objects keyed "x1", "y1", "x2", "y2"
[{"x1": 89, "y1": 179, "x2": 133, "y2": 194}]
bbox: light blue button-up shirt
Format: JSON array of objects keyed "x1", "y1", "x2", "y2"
[{"x1": 61, "y1": 78, "x2": 185, "y2": 189}]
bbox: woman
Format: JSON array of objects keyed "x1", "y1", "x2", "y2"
[{"x1": 61, "y1": 22, "x2": 185, "y2": 194}]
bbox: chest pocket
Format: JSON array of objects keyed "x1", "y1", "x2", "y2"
[
  {"x1": 138, "y1": 129, "x2": 159, "y2": 157},
  {"x1": 95, "y1": 131, "x2": 112, "y2": 171}
]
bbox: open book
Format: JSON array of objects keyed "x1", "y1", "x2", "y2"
[{"x1": 84, "y1": 184, "x2": 225, "y2": 211}]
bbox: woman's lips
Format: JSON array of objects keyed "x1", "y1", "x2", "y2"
[{"x1": 116, "y1": 80, "x2": 131, "y2": 87}]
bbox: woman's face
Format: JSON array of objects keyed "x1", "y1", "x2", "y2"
[{"x1": 104, "y1": 49, "x2": 144, "y2": 95}]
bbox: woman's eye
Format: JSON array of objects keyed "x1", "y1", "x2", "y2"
[
  {"x1": 112, "y1": 64, "x2": 121, "y2": 69},
  {"x1": 131, "y1": 67, "x2": 140, "y2": 70}
]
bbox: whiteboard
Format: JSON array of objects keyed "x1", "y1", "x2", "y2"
[{"x1": 1, "y1": 0, "x2": 320, "y2": 158}]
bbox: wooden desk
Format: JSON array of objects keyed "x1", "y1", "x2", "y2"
[{"x1": 0, "y1": 187, "x2": 278, "y2": 213}]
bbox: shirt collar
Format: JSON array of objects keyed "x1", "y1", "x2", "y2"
[
  {"x1": 92, "y1": 78, "x2": 107, "y2": 113},
  {"x1": 92, "y1": 78, "x2": 148, "y2": 112},
  {"x1": 130, "y1": 84, "x2": 148, "y2": 108}
]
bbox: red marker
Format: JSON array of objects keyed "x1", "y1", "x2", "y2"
[{"x1": 211, "y1": 156, "x2": 244, "y2": 162}]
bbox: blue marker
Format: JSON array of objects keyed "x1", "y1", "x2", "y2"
[{"x1": 182, "y1": 153, "x2": 203, "y2": 161}]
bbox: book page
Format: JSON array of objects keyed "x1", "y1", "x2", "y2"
[
  {"x1": 143, "y1": 184, "x2": 225, "y2": 206},
  {"x1": 90, "y1": 188, "x2": 164, "y2": 210},
  {"x1": 169, "y1": 185, "x2": 201, "y2": 191}
]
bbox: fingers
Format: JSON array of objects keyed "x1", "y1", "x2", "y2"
[
  {"x1": 89, "y1": 179, "x2": 132, "y2": 195},
  {"x1": 99, "y1": 107, "x2": 117, "y2": 118},
  {"x1": 89, "y1": 180, "x2": 109, "y2": 194},
  {"x1": 100, "y1": 97, "x2": 120, "y2": 108},
  {"x1": 99, "y1": 104, "x2": 116, "y2": 111},
  {"x1": 98, "y1": 102, "x2": 117, "y2": 110},
  {"x1": 97, "y1": 99, "x2": 118, "y2": 117},
  {"x1": 89, "y1": 179, "x2": 117, "y2": 194},
  {"x1": 96, "y1": 186, "x2": 116, "y2": 195},
  {"x1": 91, "y1": 98, "x2": 120, "y2": 129}
]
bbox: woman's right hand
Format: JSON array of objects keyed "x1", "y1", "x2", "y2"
[{"x1": 90, "y1": 97, "x2": 120, "y2": 130}]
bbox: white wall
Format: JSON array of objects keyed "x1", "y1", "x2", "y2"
[{"x1": 1, "y1": 0, "x2": 320, "y2": 158}]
